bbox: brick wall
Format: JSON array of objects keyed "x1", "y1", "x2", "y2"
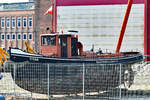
[{"x1": 34, "y1": 0, "x2": 53, "y2": 51}]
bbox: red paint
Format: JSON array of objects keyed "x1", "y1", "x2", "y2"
[
  {"x1": 116, "y1": 0, "x2": 133, "y2": 53},
  {"x1": 144, "y1": 0, "x2": 147, "y2": 59},
  {"x1": 56, "y1": 0, "x2": 143, "y2": 6},
  {"x1": 67, "y1": 37, "x2": 72, "y2": 58},
  {"x1": 144, "y1": 0, "x2": 150, "y2": 61},
  {"x1": 40, "y1": 45, "x2": 58, "y2": 56}
]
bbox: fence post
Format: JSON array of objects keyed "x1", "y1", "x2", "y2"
[
  {"x1": 119, "y1": 64, "x2": 122, "y2": 100},
  {"x1": 3, "y1": 63, "x2": 5, "y2": 73},
  {"x1": 13, "y1": 63, "x2": 16, "y2": 100},
  {"x1": 48, "y1": 64, "x2": 50, "y2": 100},
  {"x1": 83, "y1": 63, "x2": 85, "y2": 100}
]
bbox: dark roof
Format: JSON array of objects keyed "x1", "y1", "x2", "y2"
[{"x1": 0, "y1": 2, "x2": 34, "y2": 11}]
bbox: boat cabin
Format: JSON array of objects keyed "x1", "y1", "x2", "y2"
[{"x1": 40, "y1": 30, "x2": 82, "y2": 58}]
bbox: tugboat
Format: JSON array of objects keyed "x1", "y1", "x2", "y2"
[
  {"x1": 8, "y1": 30, "x2": 143, "y2": 94},
  {"x1": 9, "y1": 30, "x2": 142, "y2": 65},
  {"x1": 5, "y1": 0, "x2": 143, "y2": 95}
]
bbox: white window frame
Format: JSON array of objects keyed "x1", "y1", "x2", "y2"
[
  {"x1": 17, "y1": 33, "x2": 21, "y2": 40},
  {"x1": 1, "y1": 18, "x2": 5, "y2": 28},
  {"x1": 23, "y1": 17, "x2": 27, "y2": 28},
  {"x1": 28, "y1": 33, "x2": 33, "y2": 40},
  {"x1": 28, "y1": 17, "x2": 33, "y2": 28},
  {"x1": 6, "y1": 18, "x2": 10, "y2": 28},
  {"x1": 6, "y1": 33, "x2": 10, "y2": 40},
  {"x1": 1, "y1": 33, "x2": 5, "y2": 40},
  {"x1": 12, "y1": 18, "x2": 16, "y2": 28},
  {"x1": 17, "y1": 17, "x2": 21, "y2": 28},
  {"x1": 12, "y1": 33, "x2": 16, "y2": 40},
  {"x1": 23, "y1": 33, "x2": 27, "y2": 40}
]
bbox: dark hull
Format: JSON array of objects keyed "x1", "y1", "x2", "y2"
[
  {"x1": 7, "y1": 48, "x2": 143, "y2": 95},
  {"x1": 9, "y1": 48, "x2": 143, "y2": 64},
  {"x1": 7, "y1": 62, "x2": 131, "y2": 95}
]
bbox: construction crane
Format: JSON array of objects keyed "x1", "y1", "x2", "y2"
[
  {"x1": 0, "y1": 41, "x2": 36, "y2": 66},
  {"x1": 0, "y1": 48, "x2": 9, "y2": 65},
  {"x1": 25, "y1": 41, "x2": 37, "y2": 54},
  {"x1": 116, "y1": 0, "x2": 133, "y2": 52}
]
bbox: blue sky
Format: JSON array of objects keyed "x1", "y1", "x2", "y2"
[{"x1": 0, "y1": 0, "x2": 28, "y2": 3}]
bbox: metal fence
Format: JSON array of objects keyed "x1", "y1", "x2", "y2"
[{"x1": 0, "y1": 61, "x2": 150, "y2": 100}]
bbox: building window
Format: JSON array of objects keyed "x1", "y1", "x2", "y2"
[
  {"x1": 23, "y1": 33, "x2": 27, "y2": 40},
  {"x1": 12, "y1": 18, "x2": 15, "y2": 28},
  {"x1": 1, "y1": 34, "x2": 5, "y2": 40},
  {"x1": 6, "y1": 34, "x2": 10, "y2": 40},
  {"x1": 23, "y1": 17, "x2": 27, "y2": 28},
  {"x1": 28, "y1": 33, "x2": 32, "y2": 40},
  {"x1": 28, "y1": 17, "x2": 32, "y2": 28},
  {"x1": 17, "y1": 18, "x2": 21, "y2": 28},
  {"x1": 6, "y1": 18, "x2": 10, "y2": 28},
  {"x1": 12, "y1": 34, "x2": 16, "y2": 40},
  {"x1": 17, "y1": 34, "x2": 21, "y2": 40},
  {"x1": 1, "y1": 18, "x2": 5, "y2": 28}
]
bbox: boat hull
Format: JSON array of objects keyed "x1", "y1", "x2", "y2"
[
  {"x1": 6, "y1": 48, "x2": 143, "y2": 95},
  {"x1": 5, "y1": 62, "x2": 133, "y2": 95}
]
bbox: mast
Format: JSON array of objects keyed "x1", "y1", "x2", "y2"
[
  {"x1": 51, "y1": 0, "x2": 54, "y2": 32},
  {"x1": 54, "y1": 0, "x2": 57, "y2": 32},
  {"x1": 115, "y1": 0, "x2": 133, "y2": 53}
]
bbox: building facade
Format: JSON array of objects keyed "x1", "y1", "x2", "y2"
[
  {"x1": 0, "y1": 2, "x2": 35, "y2": 51},
  {"x1": 0, "y1": 0, "x2": 53, "y2": 52}
]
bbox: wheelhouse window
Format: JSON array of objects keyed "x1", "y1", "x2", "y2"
[
  {"x1": 6, "y1": 18, "x2": 10, "y2": 28},
  {"x1": 1, "y1": 34, "x2": 5, "y2": 40},
  {"x1": 1, "y1": 18, "x2": 5, "y2": 28},
  {"x1": 12, "y1": 18, "x2": 15, "y2": 28},
  {"x1": 41, "y1": 36, "x2": 56, "y2": 46},
  {"x1": 23, "y1": 17, "x2": 27, "y2": 28},
  {"x1": 28, "y1": 17, "x2": 32, "y2": 28},
  {"x1": 17, "y1": 17, "x2": 21, "y2": 28}
]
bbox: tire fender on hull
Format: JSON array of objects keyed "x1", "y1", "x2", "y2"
[{"x1": 123, "y1": 67, "x2": 134, "y2": 88}]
